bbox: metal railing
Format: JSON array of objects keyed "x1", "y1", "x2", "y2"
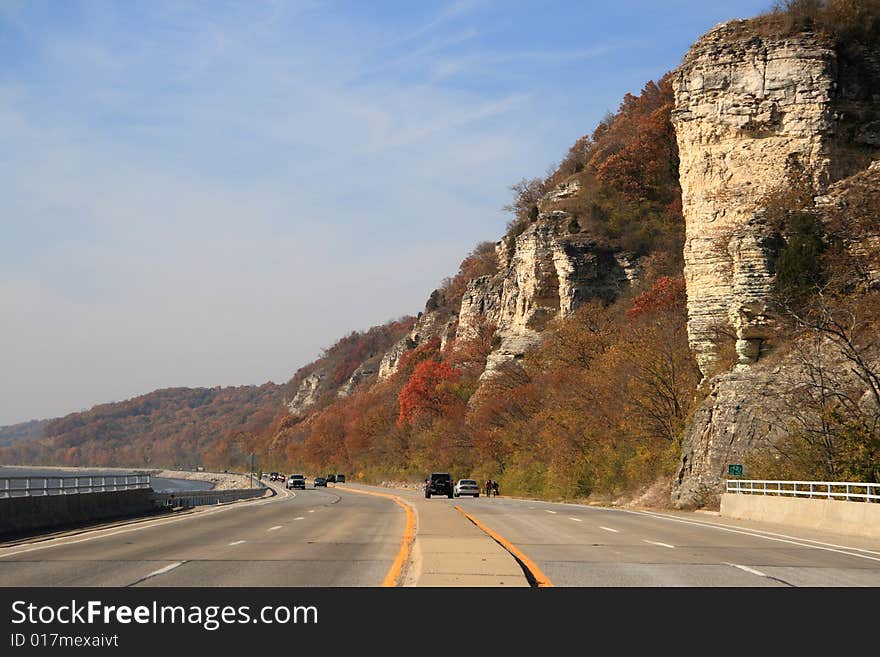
[
  {"x1": 151, "y1": 485, "x2": 270, "y2": 510},
  {"x1": 727, "y1": 479, "x2": 880, "y2": 503},
  {"x1": 0, "y1": 474, "x2": 151, "y2": 499}
]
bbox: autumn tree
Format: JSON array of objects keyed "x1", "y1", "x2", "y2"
[{"x1": 397, "y1": 360, "x2": 460, "y2": 429}]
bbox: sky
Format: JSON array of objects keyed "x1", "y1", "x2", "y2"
[{"x1": 0, "y1": 0, "x2": 772, "y2": 426}]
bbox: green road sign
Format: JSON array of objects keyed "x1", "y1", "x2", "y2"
[{"x1": 728, "y1": 464, "x2": 743, "y2": 477}]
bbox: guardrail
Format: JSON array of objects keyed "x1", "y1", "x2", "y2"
[
  {"x1": 0, "y1": 474, "x2": 151, "y2": 499},
  {"x1": 726, "y1": 479, "x2": 880, "y2": 502},
  {"x1": 151, "y1": 485, "x2": 270, "y2": 510}
]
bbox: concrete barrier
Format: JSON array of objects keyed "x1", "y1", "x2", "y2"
[
  {"x1": 721, "y1": 493, "x2": 880, "y2": 539},
  {"x1": 0, "y1": 489, "x2": 158, "y2": 537}
]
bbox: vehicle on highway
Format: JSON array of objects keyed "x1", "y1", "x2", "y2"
[
  {"x1": 425, "y1": 472, "x2": 454, "y2": 499},
  {"x1": 287, "y1": 474, "x2": 306, "y2": 490},
  {"x1": 326, "y1": 474, "x2": 336, "y2": 483},
  {"x1": 336, "y1": 474, "x2": 346, "y2": 483},
  {"x1": 269, "y1": 472, "x2": 282, "y2": 482},
  {"x1": 454, "y1": 479, "x2": 480, "y2": 498},
  {"x1": 313, "y1": 476, "x2": 327, "y2": 487}
]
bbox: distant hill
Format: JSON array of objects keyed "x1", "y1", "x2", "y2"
[
  {"x1": 0, "y1": 419, "x2": 49, "y2": 447},
  {"x1": 0, "y1": 384, "x2": 283, "y2": 470}
]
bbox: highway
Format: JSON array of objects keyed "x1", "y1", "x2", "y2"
[
  {"x1": 2, "y1": 482, "x2": 879, "y2": 586},
  {"x1": 0, "y1": 484, "x2": 405, "y2": 586}
]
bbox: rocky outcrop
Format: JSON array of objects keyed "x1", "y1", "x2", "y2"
[
  {"x1": 377, "y1": 302, "x2": 446, "y2": 381},
  {"x1": 337, "y1": 362, "x2": 377, "y2": 398},
  {"x1": 673, "y1": 364, "x2": 788, "y2": 508},
  {"x1": 672, "y1": 20, "x2": 880, "y2": 375},
  {"x1": 482, "y1": 213, "x2": 638, "y2": 377},
  {"x1": 456, "y1": 275, "x2": 504, "y2": 344},
  {"x1": 286, "y1": 370, "x2": 324, "y2": 416}
]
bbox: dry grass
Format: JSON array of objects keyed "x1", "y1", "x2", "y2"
[{"x1": 724, "y1": 0, "x2": 880, "y2": 45}]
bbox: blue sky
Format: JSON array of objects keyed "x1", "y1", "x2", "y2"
[{"x1": 0, "y1": 0, "x2": 771, "y2": 426}]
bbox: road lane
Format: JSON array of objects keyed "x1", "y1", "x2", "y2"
[
  {"x1": 453, "y1": 496, "x2": 880, "y2": 586},
  {"x1": 0, "y1": 486, "x2": 405, "y2": 587}
]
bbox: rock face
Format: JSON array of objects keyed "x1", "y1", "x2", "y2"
[
  {"x1": 673, "y1": 364, "x2": 788, "y2": 508},
  {"x1": 377, "y1": 302, "x2": 446, "y2": 381},
  {"x1": 481, "y1": 214, "x2": 638, "y2": 376},
  {"x1": 457, "y1": 275, "x2": 504, "y2": 344},
  {"x1": 286, "y1": 371, "x2": 324, "y2": 416},
  {"x1": 672, "y1": 21, "x2": 880, "y2": 506},
  {"x1": 337, "y1": 362, "x2": 377, "y2": 398},
  {"x1": 672, "y1": 20, "x2": 879, "y2": 375}
]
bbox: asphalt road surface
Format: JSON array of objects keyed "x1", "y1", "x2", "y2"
[
  {"x1": 3, "y1": 482, "x2": 879, "y2": 587},
  {"x1": 0, "y1": 484, "x2": 404, "y2": 586},
  {"x1": 451, "y1": 495, "x2": 880, "y2": 586}
]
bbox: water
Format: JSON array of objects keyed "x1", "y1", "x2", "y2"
[{"x1": 0, "y1": 467, "x2": 214, "y2": 493}]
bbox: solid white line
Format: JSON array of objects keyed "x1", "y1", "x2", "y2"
[
  {"x1": 546, "y1": 510, "x2": 557, "y2": 514},
  {"x1": 625, "y1": 509, "x2": 880, "y2": 563},
  {"x1": 727, "y1": 562, "x2": 767, "y2": 577},
  {"x1": 228, "y1": 540, "x2": 246, "y2": 546},
  {"x1": 144, "y1": 562, "x2": 183, "y2": 578},
  {"x1": 600, "y1": 526, "x2": 619, "y2": 533},
  {"x1": 267, "y1": 526, "x2": 282, "y2": 532},
  {"x1": 568, "y1": 517, "x2": 583, "y2": 522},
  {"x1": 643, "y1": 540, "x2": 675, "y2": 549}
]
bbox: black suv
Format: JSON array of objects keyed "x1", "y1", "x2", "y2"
[{"x1": 425, "y1": 473, "x2": 454, "y2": 499}]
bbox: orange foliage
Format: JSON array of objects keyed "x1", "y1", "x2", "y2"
[{"x1": 627, "y1": 276, "x2": 687, "y2": 319}]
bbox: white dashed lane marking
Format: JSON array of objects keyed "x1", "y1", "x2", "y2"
[
  {"x1": 726, "y1": 562, "x2": 767, "y2": 577},
  {"x1": 600, "y1": 526, "x2": 619, "y2": 533},
  {"x1": 568, "y1": 517, "x2": 583, "y2": 522},
  {"x1": 228, "y1": 540, "x2": 246, "y2": 546},
  {"x1": 643, "y1": 540, "x2": 675, "y2": 549},
  {"x1": 144, "y1": 562, "x2": 183, "y2": 578},
  {"x1": 267, "y1": 526, "x2": 282, "y2": 532}
]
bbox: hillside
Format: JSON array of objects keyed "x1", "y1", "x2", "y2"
[
  {"x1": 0, "y1": 385, "x2": 283, "y2": 470},
  {"x1": 0, "y1": 419, "x2": 49, "y2": 447}
]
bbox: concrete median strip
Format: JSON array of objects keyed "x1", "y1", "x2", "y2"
[{"x1": 454, "y1": 506, "x2": 553, "y2": 587}]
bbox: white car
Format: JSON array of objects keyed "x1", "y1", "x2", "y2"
[{"x1": 454, "y1": 479, "x2": 480, "y2": 498}]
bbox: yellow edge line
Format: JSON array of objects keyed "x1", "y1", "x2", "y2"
[
  {"x1": 341, "y1": 486, "x2": 416, "y2": 587},
  {"x1": 455, "y1": 506, "x2": 554, "y2": 587}
]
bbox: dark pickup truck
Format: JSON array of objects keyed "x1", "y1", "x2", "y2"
[{"x1": 425, "y1": 472, "x2": 454, "y2": 499}]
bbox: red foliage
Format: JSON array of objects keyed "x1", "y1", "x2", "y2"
[
  {"x1": 627, "y1": 276, "x2": 687, "y2": 319},
  {"x1": 397, "y1": 360, "x2": 459, "y2": 428}
]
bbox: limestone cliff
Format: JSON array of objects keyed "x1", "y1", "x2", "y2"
[
  {"x1": 477, "y1": 213, "x2": 638, "y2": 377},
  {"x1": 286, "y1": 370, "x2": 324, "y2": 416},
  {"x1": 672, "y1": 20, "x2": 880, "y2": 506},
  {"x1": 377, "y1": 298, "x2": 447, "y2": 380},
  {"x1": 672, "y1": 20, "x2": 879, "y2": 376}
]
